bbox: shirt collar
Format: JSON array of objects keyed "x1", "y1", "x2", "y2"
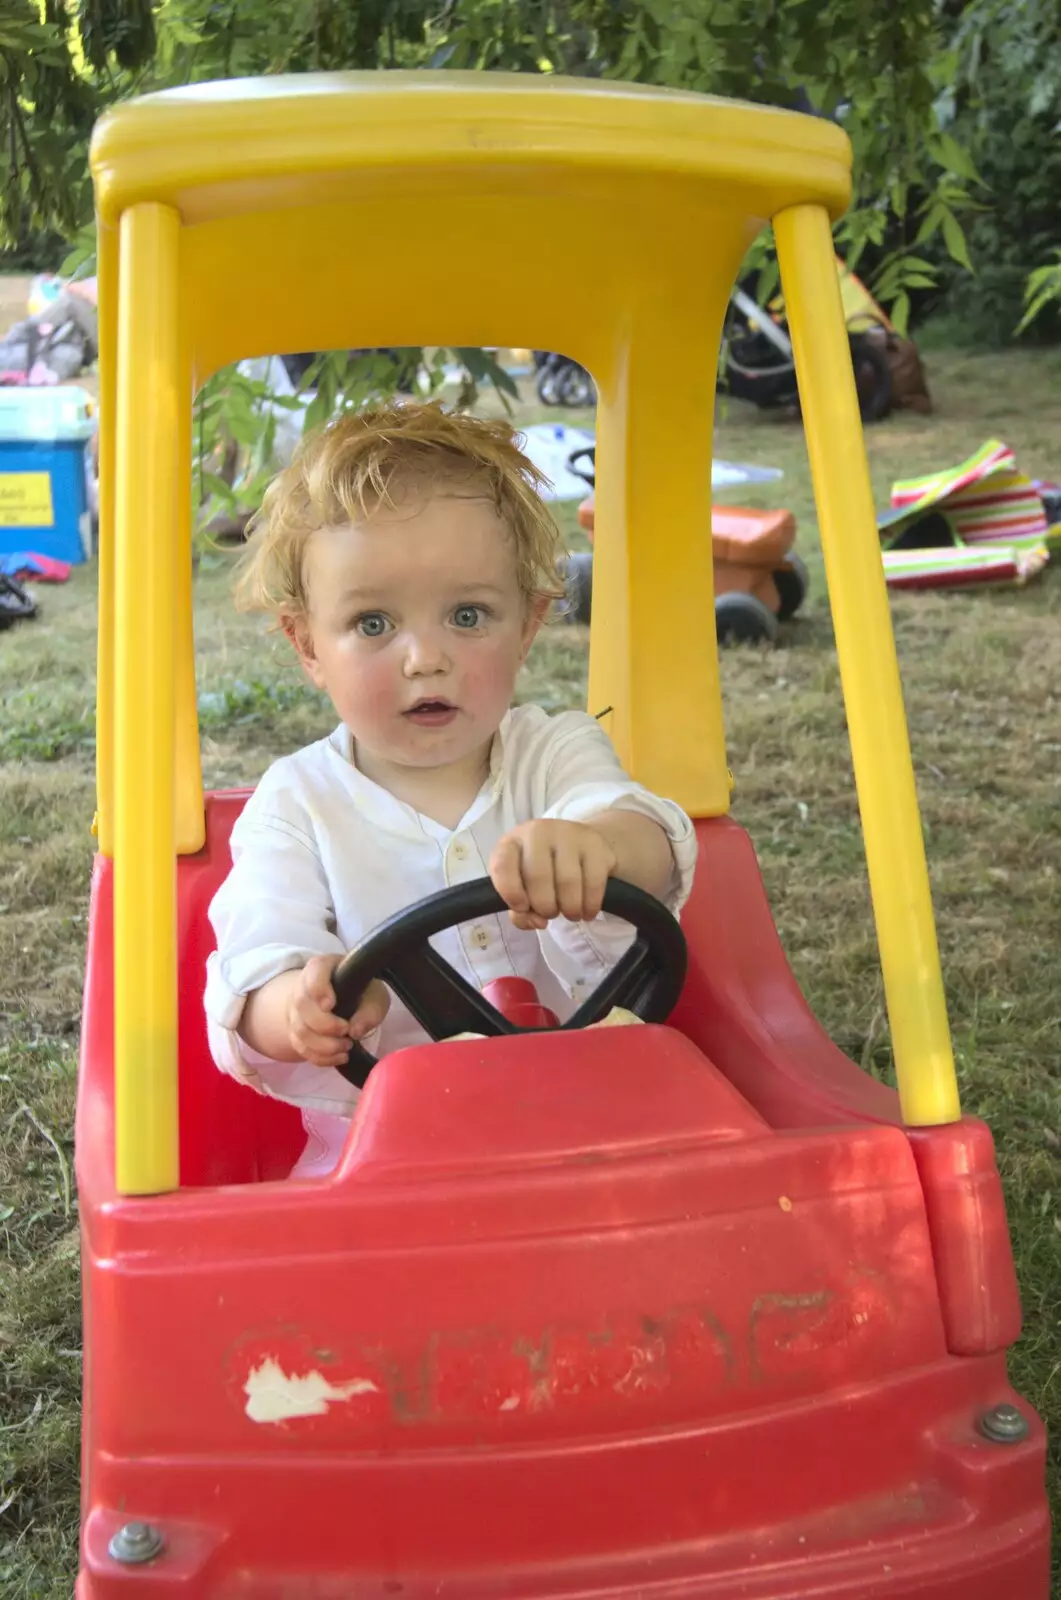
[{"x1": 324, "y1": 711, "x2": 513, "y2": 839}]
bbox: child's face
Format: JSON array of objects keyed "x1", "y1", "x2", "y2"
[{"x1": 286, "y1": 491, "x2": 543, "y2": 776}]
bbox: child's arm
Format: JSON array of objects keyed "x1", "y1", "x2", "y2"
[
  {"x1": 489, "y1": 708, "x2": 697, "y2": 932},
  {"x1": 582, "y1": 807, "x2": 676, "y2": 899},
  {"x1": 205, "y1": 778, "x2": 387, "y2": 1086}
]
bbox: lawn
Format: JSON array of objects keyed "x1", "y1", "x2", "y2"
[{"x1": 2, "y1": 341, "x2": 1060, "y2": 1595}]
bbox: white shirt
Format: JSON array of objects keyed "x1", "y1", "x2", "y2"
[{"x1": 205, "y1": 703, "x2": 697, "y2": 1119}]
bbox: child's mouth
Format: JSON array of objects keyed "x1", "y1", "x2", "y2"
[{"x1": 404, "y1": 699, "x2": 458, "y2": 728}]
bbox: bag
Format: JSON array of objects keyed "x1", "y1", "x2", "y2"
[{"x1": 886, "y1": 333, "x2": 932, "y2": 414}]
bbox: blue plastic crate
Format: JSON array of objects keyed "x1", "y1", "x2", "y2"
[{"x1": 0, "y1": 387, "x2": 96, "y2": 564}]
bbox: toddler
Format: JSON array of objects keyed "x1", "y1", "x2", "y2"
[{"x1": 204, "y1": 402, "x2": 697, "y2": 1176}]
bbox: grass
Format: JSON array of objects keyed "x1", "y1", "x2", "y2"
[{"x1": 2, "y1": 344, "x2": 1060, "y2": 1594}]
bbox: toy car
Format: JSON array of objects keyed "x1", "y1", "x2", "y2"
[
  {"x1": 566, "y1": 449, "x2": 807, "y2": 642},
  {"x1": 77, "y1": 73, "x2": 1049, "y2": 1597}
]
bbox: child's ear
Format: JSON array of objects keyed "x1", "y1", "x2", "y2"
[
  {"x1": 520, "y1": 594, "x2": 550, "y2": 662},
  {"x1": 281, "y1": 613, "x2": 327, "y2": 690}
]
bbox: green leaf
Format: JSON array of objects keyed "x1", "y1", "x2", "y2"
[
  {"x1": 165, "y1": 20, "x2": 204, "y2": 47},
  {"x1": 199, "y1": 470, "x2": 232, "y2": 497},
  {"x1": 941, "y1": 208, "x2": 974, "y2": 273},
  {"x1": 914, "y1": 203, "x2": 945, "y2": 246},
  {"x1": 451, "y1": 348, "x2": 520, "y2": 401},
  {"x1": 890, "y1": 291, "x2": 911, "y2": 338},
  {"x1": 1015, "y1": 255, "x2": 1061, "y2": 335},
  {"x1": 933, "y1": 131, "x2": 981, "y2": 185},
  {"x1": 1027, "y1": 76, "x2": 1055, "y2": 119},
  {"x1": 302, "y1": 389, "x2": 332, "y2": 436}
]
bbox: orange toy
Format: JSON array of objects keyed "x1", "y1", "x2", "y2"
[{"x1": 572, "y1": 491, "x2": 808, "y2": 643}]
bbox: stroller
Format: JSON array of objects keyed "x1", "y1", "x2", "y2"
[
  {"x1": 722, "y1": 277, "x2": 894, "y2": 423},
  {"x1": 535, "y1": 266, "x2": 896, "y2": 424}
]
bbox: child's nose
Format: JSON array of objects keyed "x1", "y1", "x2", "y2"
[{"x1": 402, "y1": 629, "x2": 449, "y2": 676}]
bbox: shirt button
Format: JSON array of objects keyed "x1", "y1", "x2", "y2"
[
  {"x1": 451, "y1": 841, "x2": 468, "y2": 861},
  {"x1": 470, "y1": 926, "x2": 490, "y2": 949}
]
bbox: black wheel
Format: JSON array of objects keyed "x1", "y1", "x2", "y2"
[
  {"x1": 536, "y1": 363, "x2": 562, "y2": 406},
  {"x1": 562, "y1": 551, "x2": 593, "y2": 625},
  {"x1": 558, "y1": 363, "x2": 595, "y2": 407},
  {"x1": 772, "y1": 552, "x2": 809, "y2": 622},
  {"x1": 714, "y1": 591, "x2": 778, "y2": 646},
  {"x1": 849, "y1": 332, "x2": 892, "y2": 423},
  {"x1": 331, "y1": 878, "x2": 688, "y2": 1085}
]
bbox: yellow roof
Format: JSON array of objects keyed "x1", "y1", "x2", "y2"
[
  {"x1": 91, "y1": 72, "x2": 850, "y2": 229},
  {"x1": 93, "y1": 70, "x2": 857, "y2": 841},
  {"x1": 95, "y1": 76, "x2": 961, "y2": 1194}
]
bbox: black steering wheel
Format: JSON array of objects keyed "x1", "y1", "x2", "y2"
[{"x1": 330, "y1": 878, "x2": 687, "y2": 1087}]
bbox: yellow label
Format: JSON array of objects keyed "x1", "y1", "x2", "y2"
[{"x1": 0, "y1": 472, "x2": 54, "y2": 528}]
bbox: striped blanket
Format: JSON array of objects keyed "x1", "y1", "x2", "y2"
[{"x1": 878, "y1": 440, "x2": 1052, "y2": 591}]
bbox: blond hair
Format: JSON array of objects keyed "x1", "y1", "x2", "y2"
[{"x1": 234, "y1": 401, "x2": 568, "y2": 617}]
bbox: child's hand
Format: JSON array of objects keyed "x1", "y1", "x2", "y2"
[
  {"x1": 490, "y1": 819, "x2": 617, "y2": 931},
  {"x1": 287, "y1": 956, "x2": 390, "y2": 1068}
]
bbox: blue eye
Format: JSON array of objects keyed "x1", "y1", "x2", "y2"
[
  {"x1": 452, "y1": 605, "x2": 486, "y2": 629},
  {"x1": 355, "y1": 612, "x2": 391, "y2": 638}
]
